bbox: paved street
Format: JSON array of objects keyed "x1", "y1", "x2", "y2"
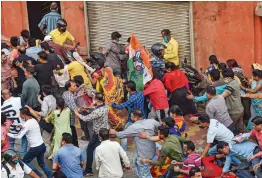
[{"x1": 15, "y1": 117, "x2": 207, "y2": 178}]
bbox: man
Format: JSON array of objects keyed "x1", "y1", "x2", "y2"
[
  {"x1": 19, "y1": 29, "x2": 30, "y2": 47},
  {"x1": 34, "y1": 51, "x2": 55, "y2": 89},
  {"x1": 1, "y1": 149, "x2": 39, "y2": 178},
  {"x1": 111, "y1": 80, "x2": 145, "y2": 151},
  {"x1": 161, "y1": 29, "x2": 179, "y2": 65},
  {"x1": 13, "y1": 46, "x2": 37, "y2": 96},
  {"x1": 189, "y1": 167, "x2": 202, "y2": 178},
  {"x1": 40, "y1": 41, "x2": 64, "y2": 69},
  {"x1": 173, "y1": 141, "x2": 201, "y2": 177},
  {"x1": 1, "y1": 89, "x2": 28, "y2": 158},
  {"x1": 1, "y1": 52, "x2": 12, "y2": 90},
  {"x1": 49, "y1": 19, "x2": 76, "y2": 47},
  {"x1": 103, "y1": 31, "x2": 125, "y2": 73},
  {"x1": 20, "y1": 66, "x2": 40, "y2": 110},
  {"x1": 205, "y1": 85, "x2": 233, "y2": 128},
  {"x1": 222, "y1": 68, "x2": 247, "y2": 133},
  {"x1": 187, "y1": 69, "x2": 226, "y2": 103},
  {"x1": 10, "y1": 36, "x2": 19, "y2": 62},
  {"x1": 7, "y1": 107, "x2": 52, "y2": 178},
  {"x1": 62, "y1": 80, "x2": 79, "y2": 147},
  {"x1": 95, "y1": 128, "x2": 130, "y2": 178},
  {"x1": 38, "y1": 2, "x2": 61, "y2": 35},
  {"x1": 217, "y1": 141, "x2": 262, "y2": 177},
  {"x1": 74, "y1": 75, "x2": 95, "y2": 141},
  {"x1": 53, "y1": 133, "x2": 84, "y2": 178},
  {"x1": 198, "y1": 114, "x2": 234, "y2": 158},
  {"x1": 140, "y1": 125, "x2": 188, "y2": 177},
  {"x1": 26, "y1": 38, "x2": 42, "y2": 61},
  {"x1": 144, "y1": 78, "x2": 169, "y2": 122},
  {"x1": 74, "y1": 93, "x2": 109, "y2": 176},
  {"x1": 43, "y1": 35, "x2": 65, "y2": 59},
  {"x1": 110, "y1": 109, "x2": 160, "y2": 178}
]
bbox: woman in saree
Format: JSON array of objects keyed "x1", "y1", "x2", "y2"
[
  {"x1": 100, "y1": 67, "x2": 127, "y2": 130},
  {"x1": 241, "y1": 69, "x2": 262, "y2": 130},
  {"x1": 45, "y1": 97, "x2": 71, "y2": 159}
]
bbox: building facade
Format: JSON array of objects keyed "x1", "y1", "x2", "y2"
[{"x1": 1, "y1": 1, "x2": 262, "y2": 75}]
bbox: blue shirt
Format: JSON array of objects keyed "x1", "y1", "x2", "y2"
[
  {"x1": 194, "y1": 84, "x2": 226, "y2": 102},
  {"x1": 53, "y1": 144, "x2": 84, "y2": 178},
  {"x1": 26, "y1": 47, "x2": 42, "y2": 61},
  {"x1": 223, "y1": 141, "x2": 258, "y2": 173},
  {"x1": 38, "y1": 11, "x2": 61, "y2": 34},
  {"x1": 112, "y1": 91, "x2": 145, "y2": 121}
]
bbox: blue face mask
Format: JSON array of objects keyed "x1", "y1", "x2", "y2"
[
  {"x1": 163, "y1": 36, "x2": 169, "y2": 43},
  {"x1": 12, "y1": 159, "x2": 19, "y2": 164}
]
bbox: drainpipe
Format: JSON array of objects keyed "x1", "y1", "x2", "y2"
[{"x1": 83, "y1": 2, "x2": 90, "y2": 54}]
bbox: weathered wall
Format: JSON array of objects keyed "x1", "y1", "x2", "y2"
[
  {"x1": 1, "y1": 1, "x2": 29, "y2": 38},
  {"x1": 1, "y1": 1, "x2": 87, "y2": 54},
  {"x1": 193, "y1": 1, "x2": 262, "y2": 76},
  {"x1": 61, "y1": 1, "x2": 87, "y2": 50}
]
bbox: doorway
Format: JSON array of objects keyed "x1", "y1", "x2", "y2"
[{"x1": 26, "y1": 1, "x2": 61, "y2": 40}]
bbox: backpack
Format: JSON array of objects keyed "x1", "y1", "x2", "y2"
[{"x1": 2, "y1": 161, "x2": 24, "y2": 178}]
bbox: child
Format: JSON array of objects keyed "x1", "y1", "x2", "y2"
[
  {"x1": 169, "y1": 105, "x2": 186, "y2": 136},
  {"x1": 1, "y1": 113, "x2": 11, "y2": 154}
]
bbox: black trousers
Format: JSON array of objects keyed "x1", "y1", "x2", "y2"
[
  {"x1": 70, "y1": 126, "x2": 78, "y2": 147},
  {"x1": 85, "y1": 133, "x2": 100, "y2": 173}
]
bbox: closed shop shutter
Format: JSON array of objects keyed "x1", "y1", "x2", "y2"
[{"x1": 87, "y1": 1, "x2": 191, "y2": 64}]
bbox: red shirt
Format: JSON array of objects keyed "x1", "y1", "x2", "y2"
[
  {"x1": 144, "y1": 79, "x2": 169, "y2": 110},
  {"x1": 202, "y1": 156, "x2": 222, "y2": 178},
  {"x1": 250, "y1": 129, "x2": 262, "y2": 157},
  {"x1": 162, "y1": 69, "x2": 188, "y2": 92}
]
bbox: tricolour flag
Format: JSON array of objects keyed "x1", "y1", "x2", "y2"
[{"x1": 128, "y1": 33, "x2": 152, "y2": 91}]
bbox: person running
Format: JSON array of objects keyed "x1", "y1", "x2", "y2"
[
  {"x1": 38, "y1": 2, "x2": 61, "y2": 35},
  {"x1": 95, "y1": 128, "x2": 130, "y2": 178},
  {"x1": 7, "y1": 107, "x2": 52, "y2": 178}
]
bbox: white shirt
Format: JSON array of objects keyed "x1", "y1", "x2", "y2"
[
  {"x1": 207, "y1": 119, "x2": 234, "y2": 144},
  {"x1": 1, "y1": 162, "x2": 32, "y2": 178},
  {"x1": 95, "y1": 140, "x2": 130, "y2": 178},
  {"x1": 8, "y1": 118, "x2": 44, "y2": 148}
]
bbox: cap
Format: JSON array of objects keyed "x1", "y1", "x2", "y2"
[{"x1": 44, "y1": 35, "x2": 53, "y2": 42}]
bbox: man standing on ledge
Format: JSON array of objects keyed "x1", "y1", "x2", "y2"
[{"x1": 161, "y1": 29, "x2": 179, "y2": 66}]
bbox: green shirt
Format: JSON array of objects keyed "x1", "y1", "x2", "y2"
[
  {"x1": 21, "y1": 76, "x2": 40, "y2": 108},
  {"x1": 151, "y1": 135, "x2": 188, "y2": 166}
]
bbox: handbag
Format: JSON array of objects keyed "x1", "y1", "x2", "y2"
[{"x1": 255, "y1": 2, "x2": 262, "y2": 16}]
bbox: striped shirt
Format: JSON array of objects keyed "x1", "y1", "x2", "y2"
[
  {"x1": 38, "y1": 11, "x2": 61, "y2": 35},
  {"x1": 182, "y1": 152, "x2": 201, "y2": 178}
]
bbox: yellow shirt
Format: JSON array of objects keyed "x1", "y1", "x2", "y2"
[
  {"x1": 60, "y1": 61, "x2": 92, "y2": 87},
  {"x1": 49, "y1": 29, "x2": 75, "y2": 46},
  {"x1": 163, "y1": 37, "x2": 179, "y2": 65}
]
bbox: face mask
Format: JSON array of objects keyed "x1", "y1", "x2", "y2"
[
  {"x1": 12, "y1": 159, "x2": 19, "y2": 164},
  {"x1": 224, "y1": 78, "x2": 230, "y2": 83},
  {"x1": 163, "y1": 36, "x2": 169, "y2": 43}
]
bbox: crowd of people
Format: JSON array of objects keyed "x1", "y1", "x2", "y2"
[{"x1": 1, "y1": 2, "x2": 262, "y2": 178}]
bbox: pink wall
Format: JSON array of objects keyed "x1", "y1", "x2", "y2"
[{"x1": 193, "y1": 1, "x2": 262, "y2": 76}]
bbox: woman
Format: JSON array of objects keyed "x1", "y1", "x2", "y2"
[
  {"x1": 55, "y1": 52, "x2": 93, "y2": 88},
  {"x1": 204, "y1": 55, "x2": 219, "y2": 80},
  {"x1": 163, "y1": 62, "x2": 198, "y2": 116},
  {"x1": 45, "y1": 98, "x2": 71, "y2": 159},
  {"x1": 241, "y1": 69, "x2": 262, "y2": 130},
  {"x1": 100, "y1": 67, "x2": 127, "y2": 130},
  {"x1": 227, "y1": 59, "x2": 249, "y2": 87}
]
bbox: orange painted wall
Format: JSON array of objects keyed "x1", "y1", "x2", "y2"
[
  {"x1": 1, "y1": 1, "x2": 29, "y2": 38},
  {"x1": 193, "y1": 1, "x2": 262, "y2": 76},
  {"x1": 61, "y1": 1, "x2": 87, "y2": 49}
]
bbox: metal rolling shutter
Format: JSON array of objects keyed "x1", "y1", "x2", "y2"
[{"x1": 87, "y1": 1, "x2": 191, "y2": 64}]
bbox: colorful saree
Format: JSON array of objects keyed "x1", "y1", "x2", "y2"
[{"x1": 100, "y1": 67, "x2": 127, "y2": 130}]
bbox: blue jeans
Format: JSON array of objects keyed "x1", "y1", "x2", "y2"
[
  {"x1": 134, "y1": 155, "x2": 152, "y2": 178},
  {"x1": 23, "y1": 143, "x2": 52, "y2": 178},
  {"x1": 9, "y1": 135, "x2": 28, "y2": 157},
  {"x1": 120, "y1": 122, "x2": 133, "y2": 151}
]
